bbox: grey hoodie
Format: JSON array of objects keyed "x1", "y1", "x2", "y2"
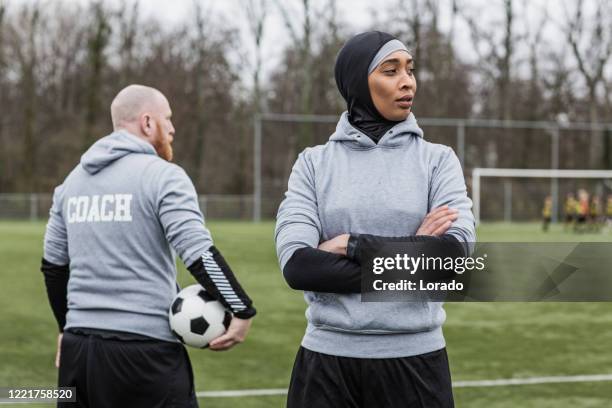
[
  {"x1": 275, "y1": 112, "x2": 476, "y2": 358},
  {"x1": 44, "y1": 130, "x2": 212, "y2": 342}
]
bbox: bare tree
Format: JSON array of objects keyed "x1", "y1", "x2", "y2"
[
  {"x1": 274, "y1": 0, "x2": 316, "y2": 182},
  {"x1": 244, "y1": 0, "x2": 267, "y2": 114},
  {"x1": 604, "y1": 79, "x2": 612, "y2": 119},
  {"x1": 523, "y1": 0, "x2": 547, "y2": 119},
  {"x1": 562, "y1": 0, "x2": 612, "y2": 167},
  {"x1": 0, "y1": 2, "x2": 7, "y2": 191},
  {"x1": 240, "y1": 0, "x2": 268, "y2": 195},
  {"x1": 7, "y1": 4, "x2": 42, "y2": 191},
  {"x1": 117, "y1": 0, "x2": 139, "y2": 85},
  {"x1": 189, "y1": 0, "x2": 210, "y2": 186},
  {"x1": 461, "y1": 0, "x2": 516, "y2": 120},
  {"x1": 513, "y1": 0, "x2": 549, "y2": 167},
  {"x1": 0, "y1": 1, "x2": 249, "y2": 196},
  {"x1": 84, "y1": 2, "x2": 111, "y2": 148},
  {"x1": 499, "y1": 0, "x2": 513, "y2": 121},
  {"x1": 276, "y1": 0, "x2": 313, "y2": 119},
  {"x1": 39, "y1": 4, "x2": 86, "y2": 116}
]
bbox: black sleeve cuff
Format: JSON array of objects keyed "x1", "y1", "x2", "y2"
[
  {"x1": 234, "y1": 307, "x2": 257, "y2": 319},
  {"x1": 40, "y1": 258, "x2": 70, "y2": 332}
]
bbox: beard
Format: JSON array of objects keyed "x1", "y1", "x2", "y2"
[{"x1": 153, "y1": 122, "x2": 173, "y2": 162}]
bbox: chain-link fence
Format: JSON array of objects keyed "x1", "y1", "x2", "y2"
[
  {"x1": 254, "y1": 113, "x2": 612, "y2": 222},
  {"x1": 0, "y1": 194, "x2": 256, "y2": 221}
]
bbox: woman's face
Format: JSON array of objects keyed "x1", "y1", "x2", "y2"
[{"x1": 367, "y1": 51, "x2": 416, "y2": 121}]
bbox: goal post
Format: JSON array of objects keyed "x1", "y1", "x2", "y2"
[{"x1": 472, "y1": 168, "x2": 612, "y2": 225}]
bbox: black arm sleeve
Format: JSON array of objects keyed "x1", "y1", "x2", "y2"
[
  {"x1": 40, "y1": 258, "x2": 69, "y2": 332},
  {"x1": 282, "y1": 234, "x2": 467, "y2": 294},
  {"x1": 187, "y1": 246, "x2": 256, "y2": 319},
  {"x1": 348, "y1": 233, "x2": 466, "y2": 281},
  {"x1": 282, "y1": 247, "x2": 362, "y2": 293}
]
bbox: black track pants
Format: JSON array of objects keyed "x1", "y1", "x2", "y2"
[
  {"x1": 57, "y1": 330, "x2": 198, "y2": 408},
  {"x1": 287, "y1": 346, "x2": 454, "y2": 408}
]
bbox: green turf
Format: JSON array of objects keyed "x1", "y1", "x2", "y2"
[{"x1": 1, "y1": 221, "x2": 611, "y2": 407}]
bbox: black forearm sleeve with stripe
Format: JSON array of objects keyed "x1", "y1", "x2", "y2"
[
  {"x1": 187, "y1": 246, "x2": 256, "y2": 319},
  {"x1": 40, "y1": 258, "x2": 69, "y2": 332}
]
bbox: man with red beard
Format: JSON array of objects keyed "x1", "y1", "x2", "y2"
[{"x1": 41, "y1": 85, "x2": 256, "y2": 408}]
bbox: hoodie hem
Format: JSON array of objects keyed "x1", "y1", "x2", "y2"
[
  {"x1": 66, "y1": 309, "x2": 178, "y2": 343},
  {"x1": 301, "y1": 323, "x2": 445, "y2": 359}
]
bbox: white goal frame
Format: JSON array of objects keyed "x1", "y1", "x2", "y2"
[{"x1": 472, "y1": 168, "x2": 612, "y2": 224}]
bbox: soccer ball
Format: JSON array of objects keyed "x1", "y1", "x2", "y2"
[{"x1": 169, "y1": 284, "x2": 232, "y2": 348}]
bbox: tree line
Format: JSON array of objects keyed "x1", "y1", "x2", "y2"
[{"x1": 0, "y1": 0, "x2": 611, "y2": 218}]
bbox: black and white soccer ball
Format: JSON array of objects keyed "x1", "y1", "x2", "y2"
[{"x1": 169, "y1": 284, "x2": 232, "y2": 348}]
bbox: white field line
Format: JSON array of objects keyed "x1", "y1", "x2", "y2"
[
  {"x1": 196, "y1": 388, "x2": 287, "y2": 398},
  {"x1": 452, "y1": 373, "x2": 612, "y2": 388},
  {"x1": 2, "y1": 374, "x2": 612, "y2": 403},
  {"x1": 195, "y1": 373, "x2": 612, "y2": 398}
]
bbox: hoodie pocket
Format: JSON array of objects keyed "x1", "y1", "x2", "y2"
[{"x1": 305, "y1": 292, "x2": 445, "y2": 334}]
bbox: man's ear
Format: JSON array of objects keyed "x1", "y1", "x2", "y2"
[{"x1": 140, "y1": 113, "x2": 153, "y2": 137}]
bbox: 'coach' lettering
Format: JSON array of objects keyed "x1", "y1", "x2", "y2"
[
  {"x1": 100, "y1": 195, "x2": 114, "y2": 221},
  {"x1": 75, "y1": 196, "x2": 89, "y2": 223},
  {"x1": 86, "y1": 195, "x2": 101, "y2": 222},
  {"x1": 67, "y1": 194, "x2": 133, "y2": 224},
  {"x1": 114, "y1": 194, "x2": 133, "y2": 221},
  {"x1": 67, "y1": 197, "x2": 77, "y2": 223}
]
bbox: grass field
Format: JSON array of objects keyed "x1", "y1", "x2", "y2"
[{"x1": 1, "y1": 221, "x2": 612, "y2": 407}]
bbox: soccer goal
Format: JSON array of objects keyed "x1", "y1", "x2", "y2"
[{"x1": 472, "y1": 168, "x2": 612, "y2": 224}]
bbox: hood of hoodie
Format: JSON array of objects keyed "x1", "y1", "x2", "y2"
[
  {"x1": 330, "y1": 111, "x2": 424, "y2": 148},
  {"x1": 80, "y1": 130, "x2": 158, "y2": 175}
]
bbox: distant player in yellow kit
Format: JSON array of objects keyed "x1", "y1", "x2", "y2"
[
  {"x1": 542, "y1": 195, "x2": 552, "y2": 232},
  {"x1": 589, "y1": 195, "x2": 602, "y2": 232},
  {"x1": 563, "y1": 193, "x2": 577, "y2": 231},
  {"x1": 606, "y1": 195, "x2": 612, "y2": 231},
  {"x1": 575, "y1": 189, "x2": 589, "y2": 233}
]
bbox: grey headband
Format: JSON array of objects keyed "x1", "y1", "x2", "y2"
[{"x1": 367, "y1": 39, "x2": 410, "y2": 75}]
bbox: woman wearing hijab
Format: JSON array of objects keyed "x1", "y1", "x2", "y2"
[{"x1": 275, "y1": 31, "x2": 475, "y2": 408}]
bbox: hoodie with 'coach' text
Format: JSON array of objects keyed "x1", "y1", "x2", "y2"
[{"x1": 44, "y1": 130, "x2": 212, "y2": 342}]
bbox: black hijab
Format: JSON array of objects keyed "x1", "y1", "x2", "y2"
[{"x1": 334, "y1": 31, "x2": 401, "y2": 143}]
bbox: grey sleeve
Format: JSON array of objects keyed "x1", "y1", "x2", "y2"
[
  {"x1": 428, "y1": 147, "x2": 476, "y2": 250},
  {"x1": 44, "y1": 185, "x2": 70, "y2": 265},
  {"x1": 156, "y1": 164, "x2": 213, "y2": 267},
  {"x1": 156, "y1": 164, "x2": 256, "y2": 317},
  {"x1": 275, "y1": 150, "x2": 322, "y2": 270}
]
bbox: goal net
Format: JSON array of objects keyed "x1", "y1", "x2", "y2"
[{"x1": 471, "y1": 168, "x2": 612, "y2": 224}]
